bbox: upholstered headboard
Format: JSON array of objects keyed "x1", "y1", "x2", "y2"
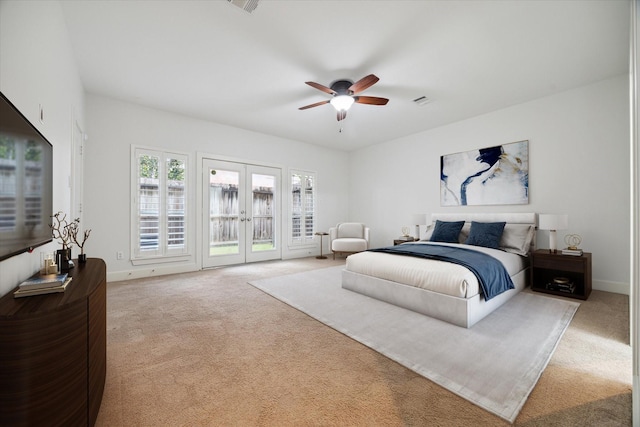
[
  {"x1": 427, "y1": 212, "x2": 537, "y2": 254},
  {"x1": 430, "y1": 212, "x2": 537, "y2": 226}
]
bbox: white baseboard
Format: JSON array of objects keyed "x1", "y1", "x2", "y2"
[
  {"x1": 107, "y1": 262, "x2": 199, "y2": 283},
  {"x1": 593, "y1": 279, "x2": 629, "y2": 295},
  {"x1": 106, "y1": 252, "x2": 315, "y2": 283}
]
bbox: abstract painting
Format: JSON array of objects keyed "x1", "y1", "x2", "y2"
[{"x1": 440, "y1": 140, "x2": 529, "y2": 206}]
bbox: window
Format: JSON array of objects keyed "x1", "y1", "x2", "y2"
[
  {"x1": 133, "y1": 148, "x2": 187, "y2": 259},
  {"x1": 290, "y1": 169, "x2": 315, "y2": 246}
]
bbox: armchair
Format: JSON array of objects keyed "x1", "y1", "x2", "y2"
[{"x1": 329, "y1": 223, "x2": 370, "y2": 259}]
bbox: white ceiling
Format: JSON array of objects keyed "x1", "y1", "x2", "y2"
[{"x1": 59, "y1": 0, "x2": 630, "y2": 151}]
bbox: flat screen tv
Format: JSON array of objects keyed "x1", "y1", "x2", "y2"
[{"x1": 0, "y1": 92, "x2": 53, "y2": 261}]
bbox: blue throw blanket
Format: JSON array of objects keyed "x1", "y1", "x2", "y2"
[{"x1": 368, "y1": 243, "x2": 514, "y2": 300}]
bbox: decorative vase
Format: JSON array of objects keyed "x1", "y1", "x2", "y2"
[
  {"x1": 56, "y1": 248, "x2": 72, "y2": 272},
  {"x1": 78, "y1": 253, "x2": 87, "y2": 263}
]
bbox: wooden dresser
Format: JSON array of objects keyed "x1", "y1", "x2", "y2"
[{"x1": 0, "y1": 258, "x2": 107, "y2": 426}]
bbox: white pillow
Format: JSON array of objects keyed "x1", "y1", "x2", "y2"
[
  {"x1": 458, "y1": 223, "x2": 471, "y2": 243},
  {"x1": 499, "y1": 224, "x2": 535, "y2": 256},
  {"x1": 422, "y1": 224, "x2": 434, "y2": 240}
]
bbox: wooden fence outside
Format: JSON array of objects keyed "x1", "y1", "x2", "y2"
[{"x1": 209, "y1": 184, "x2": 274, "y2": 247}]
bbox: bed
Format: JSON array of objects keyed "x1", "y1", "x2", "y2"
[{"x1": 341, "y1": 213, "x2": 537, "y2": 328}]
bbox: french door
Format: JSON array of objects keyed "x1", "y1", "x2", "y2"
[{"x1": 202, "y1": 159, "x2": 281, "y2": 268}]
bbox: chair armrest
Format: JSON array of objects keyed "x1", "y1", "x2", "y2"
[{"x1": 329, "y1": 227, "x2": 338, "y2": 243}]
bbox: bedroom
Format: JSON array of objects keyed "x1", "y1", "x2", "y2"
[{"x1": 0, "y1": 0, "x2": 635, "y2": 424}]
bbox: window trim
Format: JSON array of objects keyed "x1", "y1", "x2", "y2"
[
  {"x1": 288, "y1": 168, "x2": 316, "y2": 248},
  {"x1": 131, "y1": 146, "x2": 190, "y2": 263}
]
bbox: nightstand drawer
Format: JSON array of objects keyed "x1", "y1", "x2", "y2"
[{"x1": 533, "y1": 257, "x2": 585, "y2": 273}]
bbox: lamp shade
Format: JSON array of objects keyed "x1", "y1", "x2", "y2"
[
  {"x1": 411, "y1": 214, "x2": 427, "y2": 226},
  {"x1": 330, "y1": 95, "x2": 355, "y2": 111},
  {"x1": 538, "y1": 214, "x2": 569, "y2": 231}
]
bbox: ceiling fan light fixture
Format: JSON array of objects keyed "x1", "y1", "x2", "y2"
[
  {"x1": 299, "y1": 74, "x2": 387, "y2": 121},
  {"x1": 330, "y1": 95, "x2": 355, "y2": 111}
]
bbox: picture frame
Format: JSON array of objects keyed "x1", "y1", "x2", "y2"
[{"x1": 440, "y1": 140, "x2": 529, "y2": 206}]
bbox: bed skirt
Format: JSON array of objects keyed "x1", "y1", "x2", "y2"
[{"x1": 341, "y1": 267, "x2": 528, "y2": 328}]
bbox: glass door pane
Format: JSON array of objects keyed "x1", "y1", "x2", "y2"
[
  {"x1": 208, "y1": 168, "x2": 240, "y2": 256},
  {"x1": 246, "y1": 165, "x2": 280, "y2": 263},
  {"x1": 251, "y1": 173, "x2": 275, "y2": 252}
]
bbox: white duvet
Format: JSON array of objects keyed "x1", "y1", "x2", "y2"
[{"x1": 345, "y1": 241, "x2": 527, "y2": 299}]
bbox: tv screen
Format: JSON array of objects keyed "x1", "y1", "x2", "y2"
[{"x1": 0, "y1": 92, "x2": 53, "y2": 261}]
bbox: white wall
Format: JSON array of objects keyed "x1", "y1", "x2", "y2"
[
  {"x1": 0, "y1": 0, "x2": 84, "y2": 297},
  {"x1": 0, "y1": 0, "x2": 629, "y2": 296},
  {"x1": 349, "y1": 75, "x2": 630, "y2": 294},
  {"x1": 84, "y1": 94, "x2": 349, "y2": 281}
]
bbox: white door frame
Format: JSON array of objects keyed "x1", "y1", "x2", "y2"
[
  {"x1": 201, "y1": 157, "x2": 281, "y2": 268},
  {"x1": 71, "y1": 118, "x2": 85, "y2": 222}
]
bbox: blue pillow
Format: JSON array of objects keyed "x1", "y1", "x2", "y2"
[
  {"x1": 465, "y1": 221, "x2": 506, "y2": 249},
  {"x1": 430, "y1": 220, "x2": 465, "y2": 243}
]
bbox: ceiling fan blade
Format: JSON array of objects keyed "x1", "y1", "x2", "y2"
[
  {"x1": 337, "y1": 110, "x2": 347, "y2": 121},
  {"x1": 348, "y1": 74, "x2": 379, "y2": 94},
  {"x1": 354, "y1": 96, "x2": 389, "y2": 106},
  {"x1": 305, "y1": 81, "x2": 336, "y2": 95},
  {"x1": 298, "y1": 100, "x2": 330, "y2": 110}
]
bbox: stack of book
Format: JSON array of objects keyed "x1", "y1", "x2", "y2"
[
  {"x1": 545, "y1": 278, "x2": 576, "y2": 294},
  {"x1": 13, "y1": 273, "x2": 72, "y2": 298},
  {"x1": 561, "y1": 247, "x2": 583, "y2": 256}
]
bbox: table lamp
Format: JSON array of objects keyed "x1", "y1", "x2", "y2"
[
  {"x1": 411, "y1": 214, "x2": 427, "y2": 240},
  {"x1": 538, "y1": 214, "x2": 569, "y2": 253}
]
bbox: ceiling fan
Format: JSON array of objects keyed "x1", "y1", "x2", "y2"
[{"x1": 299, "y1": 74, "x2": 389, "y2": 121}]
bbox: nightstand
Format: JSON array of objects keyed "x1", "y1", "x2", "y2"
[{"x1": 530, "y1": 249, "x2": 592, "y2": 300}]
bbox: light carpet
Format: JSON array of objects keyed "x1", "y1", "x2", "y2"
[{"x1": 248, "y1": 266, "x2": 580, "y2": 423}]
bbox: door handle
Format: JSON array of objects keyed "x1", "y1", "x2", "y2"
[{"x1": 246, "y1": 218, "x2": 252, "y2": 222}]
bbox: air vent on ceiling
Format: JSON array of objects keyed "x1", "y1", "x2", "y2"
[
  {"x1": 412, "y1": 96, "x2": 432, "y2": 106},
  {"x1": 227, "y1": 0, "x2": 260, "y2": 14}
]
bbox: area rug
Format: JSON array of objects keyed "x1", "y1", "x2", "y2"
[{"x1": 248, "y1": 266, "x2": 580, "y2": 423}]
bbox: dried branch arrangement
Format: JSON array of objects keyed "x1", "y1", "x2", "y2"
[
  {"x1": 50, "y1": 211, "x2": 91, "y2": 254},
  {"x1": 49, "y1": 211, "x2": 77, "y2": 249},
  {"x1": 69, "y1": 221, "x2": 92, "y2": 255}
]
